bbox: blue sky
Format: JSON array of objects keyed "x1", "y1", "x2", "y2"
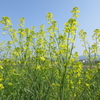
[{"x1": 0, "y1": 0, "x2": 100, "y2": 55}]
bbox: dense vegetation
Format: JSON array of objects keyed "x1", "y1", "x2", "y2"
[{"x1": 0, "y1": 7, "x2": 100, "y2": 100}]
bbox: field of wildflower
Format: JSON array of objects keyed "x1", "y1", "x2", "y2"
[{"x1": 0, "y1": 7, "x2": 100, "y2": 100}]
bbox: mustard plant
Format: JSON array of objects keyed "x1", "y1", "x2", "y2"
[{"x1": 0, "y1": 7, "x2": 100, "y2": 100}]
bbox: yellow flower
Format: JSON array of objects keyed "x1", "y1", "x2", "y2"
[
  {"x1": 0, "y1": 84, "x2": 4, "y2": 90},
  {"x1": 78, "y1": 80, "x2": 81, "y2": 84},
  {"x1": 69, "y1": 80, "x2": 73, "y2": 84},
  {"x1": 0, "y1": 78, "x2": 3, "y2": 82},
  {"x1": 13, "y1": 52, "x2": 19, "y2": 56},
  {"x1": 98, "y1": 39, "x2": 100, "y2": 41},
  {"x1": 74, "y1": 94, "x2": 76, "y2": 97},
  {"x1": 70, "y1": 39, "x2": 75, "y2": 43},
  {"x1": 46, "y1": 12, "x2": 53, "y2": 19},
  {"x1": 98, "y1": 63, "x2": 100, "y2": 65},
  {"x1": 6, "y1": 19, "x2": 11, "y2": 23},
  {"x1": 23, "y1": 47, "x2": 27, "y2": 50},
  {"x1": 2, "y1": 32, "x2": 6, "y2": 35},
  {"x1": 0, "y1": 65, "x2": 3, "y2": 69},
  {"x1": 40, "y1": 57, "x2": 45, "y2": 61},
  {"x1": 98, "y1": 34, "x2": 100, "y2": 37},
  {"x1": 74, "y1": 52, "x2": 79, "y2": 58},
  {"x1": 71, "y1": 58, "x2": 75, "y2": 62},
  {"x1": 8, "y1": 41, "x2": 13, "y2": 45},
  {"x1": 11, "y1": 33, "x2": 16, "y2": 36},
  {"x1": 48, "y1": 22, "x2": 51, "y2": 24},
  {"x1": 59, "y1": 45, "x2": 66, "y2": 48},
  {"x1": 86, "y1": 83, "x2": 90, "y2": 87},
  {"x1": 52, "y1": 83, "x2": 56, "y2": 86},
  {"x1": 36, "y1": 65, "x2": 41, "y2": 69},
  {"x1": 21, "y1": 32, "x2": 26, "y2": 37}
]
